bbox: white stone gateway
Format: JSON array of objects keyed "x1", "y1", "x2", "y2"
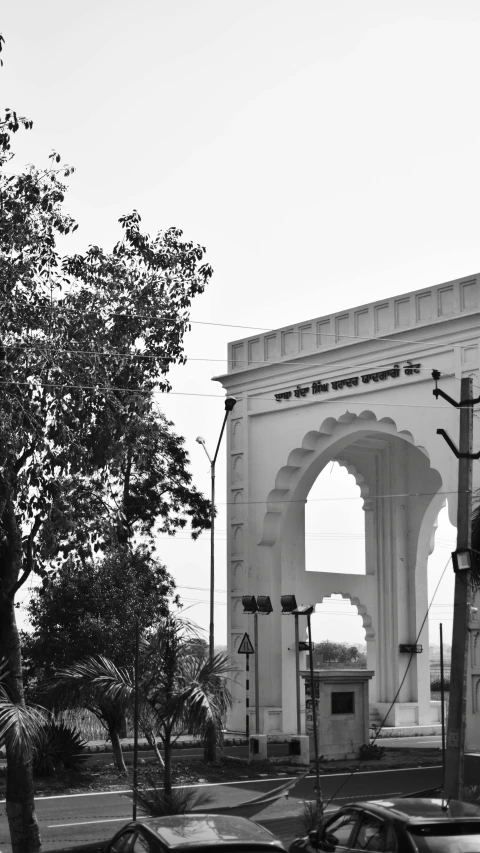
[{"x1": 215, "y1": 274, "x2": 480, "y2": 749}]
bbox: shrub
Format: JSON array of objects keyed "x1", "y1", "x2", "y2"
[
  {"x1": 136, "y1": 771, "x2": 211, "y2": 816},
  {"x1": 358, "y1": 742, "x2": 385, "y2": 761},
  {"x1": 299, "y1": 799, "x2": 324, "y2": 835},
  {"x1": 33, "y1": 720, "x2": 88, "y2": 776},
  {"x1": 430, "y1": 677, "x2": 450, "y2": 692},
  {"x1": 462, "y1": 785, "x2": 480, "y2": 805}
]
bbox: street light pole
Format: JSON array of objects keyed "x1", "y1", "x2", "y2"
[
  {"x1": 254, "y1": 611, "x2": 260, "y2": 734},
  {"x1": 197, "y1": 396, "x2": 237, "y2": 762},
  {"x1": 280, "y1": 596, "x2": 323, "y2": 816},
  {"x1": 306, "y1": 611, "x2": 322, "y2": 816},
  {"x1": 294, "y1": 613, "x2": 301, "y2": 735}
]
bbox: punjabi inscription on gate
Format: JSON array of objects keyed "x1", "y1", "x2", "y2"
[{"x1": 274, "y1": 361, "x2": 421, "y2": 402}]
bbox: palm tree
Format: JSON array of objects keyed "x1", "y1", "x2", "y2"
[
  {"x1": 48, "y1": 656, "x2": 134, "y2": 773},
  {"x1": 138, "y1": 615, "x2": 232, "y2": 798},
  {"x1": 0, "y1": 658, "x2": 46, "y2": 853},
  {"x1": 49, "y1": 613, "x2": 232, "y2": 806}
]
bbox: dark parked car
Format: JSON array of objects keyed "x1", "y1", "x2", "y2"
[
  {"x1": 289, "y1": 798, "x2": 480, "y2": 852},
  {"x1": 102, "y1": 814, "x2": 287, "y2": 853}
]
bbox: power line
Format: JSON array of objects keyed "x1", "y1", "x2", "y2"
[
  {"x1": 325, "y1": 553, "x2": 453, "y2": 809},
  {"x1": 178, "y1": 489, "x2": 467, "y2": 506},
  {"x1": 0, "y1": 377, "x2": 467, "y2": 410},
  {"x1": 0, "y1": 298, "x2": 474, "y2": 352},
  {"x1": 0, "y1": 341, "x2": 454, "y2": 375}
]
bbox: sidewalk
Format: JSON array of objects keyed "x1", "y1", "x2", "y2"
[
  {"x1": 82, "y1": 733, "x2": 249, "y2": 755},
  {"x1": 0, "y1": 733, "x2": 249, "y2": 760}
]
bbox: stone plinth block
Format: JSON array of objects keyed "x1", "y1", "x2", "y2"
[
  {"x1": 249, "y1": 734, "x2": 268, "y2": 761},
  {"x1": 285, "y1": 734, "x2": 310, "y2": 765}
]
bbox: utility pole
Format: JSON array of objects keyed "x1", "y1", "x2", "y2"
[
  {"x1": 433, "y1": 373, "x2": 476, "y2": 799},
  {"x1": 196, "y1": 396, "x2": 237, "y2": 763},
  {"x1": 294, "y1": 613, "x2": 301, "y2": 735},
  {"x1": 440, "y1": 623, "x2": 446, "y2": 790},
  {"x1": 254, "y1": 612, "x2": 260, "y2": 734}
]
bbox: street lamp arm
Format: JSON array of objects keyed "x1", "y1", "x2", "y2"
[
  {"x1": 212, "y1": 409, "x2": 230, "y2": 468},
  {"x1": 196, "y1": 437, "x2": 213, "y2": 465}
]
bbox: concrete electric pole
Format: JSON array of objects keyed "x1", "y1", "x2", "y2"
[{"x1": 433, "y1": 373, "x2": 477, "y2": 798}]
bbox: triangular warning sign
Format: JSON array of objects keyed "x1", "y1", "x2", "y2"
[{"x1": 238, "y1": 632, "x2": 255, "y2": 655}]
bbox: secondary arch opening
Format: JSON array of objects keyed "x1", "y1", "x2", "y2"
[{"x1": 305, "y1": 461, "x2": 366, "y2": 574}]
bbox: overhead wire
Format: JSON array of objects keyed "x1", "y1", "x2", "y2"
[
  {"x1": 324, "y1": 553, "x2": 453, "y2": 808},
  {"x1": 0, "y1": 377, "x2": 468, "y2": 410},
  {"x1": 0, "y1": 340, "x2": 456, "y2": 374},
  {"x1": 0, "y1": 297, "x2": 474, "y2": 352}
]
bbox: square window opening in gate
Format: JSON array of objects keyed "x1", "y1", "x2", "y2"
[{"x1": 331, "y1": 691, "x2": 355, "y2": 714}]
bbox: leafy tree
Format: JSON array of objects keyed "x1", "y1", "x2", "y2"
[
  {"x1": 51, "y1": 614, "x2": 232, "y2": 803},
  {"x1": 313, "y1": 642, "x2": 360, "y2": 664},
  {"x1": 21, "y1": 547, "x2": 179, "y2": 682},
  {"x1": 38, "y1": 407, "x2": 211, "y2": 566},
  {"x1": 0, "y1": 36, "x2": 212, "y2": 850}
]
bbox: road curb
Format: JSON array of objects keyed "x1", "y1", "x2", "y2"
[{"x1": 0, "y1": 736, "x2": 250, "y2": 759}]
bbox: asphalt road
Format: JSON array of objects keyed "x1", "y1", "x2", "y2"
[{"x1": 0, "y1": 764, "x2": 443, "y2": 852}]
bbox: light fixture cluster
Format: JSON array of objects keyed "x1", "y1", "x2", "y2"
[
  {"x1": 241, "y1": 595, "x2": 273, "y2": 614},
  {"x1": 242, "y1": 594, "x2": 315, "y2": 617}
]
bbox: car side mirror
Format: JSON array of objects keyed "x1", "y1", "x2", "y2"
[{"x1": 317, "y1": 834, "x2": 336, "y2": 852}]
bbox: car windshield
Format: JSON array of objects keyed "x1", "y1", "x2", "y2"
[{"x1": 408, "y1": 822, "x2": 480, "y2": 852}]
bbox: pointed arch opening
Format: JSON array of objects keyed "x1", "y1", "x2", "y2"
[{"x1": 305, "y1": 462, "x2": 366, "y2": 575}]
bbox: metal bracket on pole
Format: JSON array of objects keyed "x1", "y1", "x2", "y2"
[
  {"x1": 432, "y1": 369, "x2": 480, "y2": 408},
  {"x1": 436, "y1": 429, "x2": 480, "y2": 460}
]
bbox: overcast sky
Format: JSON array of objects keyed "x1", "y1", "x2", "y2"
[{"x1": 4, "y1": 0, "x2": 474, "y2": 647}]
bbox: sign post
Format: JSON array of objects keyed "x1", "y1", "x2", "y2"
[{"x1": 238, "y1": 632, "x2": 255, "y2": 739}]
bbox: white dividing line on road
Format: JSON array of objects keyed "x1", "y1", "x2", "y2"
[
  {"x1": 46, "y1": 793, "x2": 405, "y2": 829},
  {"x1": 330, "y1": 791, "x2": 403, "y2": 802},
  {"x1": 0, "y1": 764, "x2": 442, "y2": 804},
  {"x1": 48, "y1": 816, "x2": 133, "y2": 828}
]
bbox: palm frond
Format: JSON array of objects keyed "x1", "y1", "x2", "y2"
[
  {"x1": 54, "y1": 655, "x2": 134, "y2": 706},
  {"x1": 171, "y1": 652, "x2": 233, "y2": 735},
  {"x1": 0, "y1": 657, "x2": 49, "y2": 758},
  {"x1": 0, "y1": 701, "x2": 48, "y2": 759}
]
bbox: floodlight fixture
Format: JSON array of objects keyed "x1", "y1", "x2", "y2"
[
  {"x1": 242, "y1": 594, "x2": 258, "y2": 614},
  {"x1": 292, "y1": 604, "x2": 315, "y2": 616},
  {"x1": 196, "y1": 436, "x2": 206, "y2": 445},
  {"x1": 281, "y1": 594, "x2": 298, "y2": 614},
  {"x1": 452, "y1": 549, "x2": 473, "y2": 573},
  {"x1": 257, "y1": 595, "x2": 273, "y2": 614},
  {"x1": 225, "y1": 397, "x2": 237, "y2": 412}
]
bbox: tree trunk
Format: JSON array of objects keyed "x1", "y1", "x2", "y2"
[
  {"x1": 109, "y1": 726, "x2": 127, "y2": 774},
  {"x1": 145, "y1": 732, "x2": 165, "y2": 769},
  {"x1": 119, "y1": 711, "x2": 128, "y2": 739},
  {"x1": 203, "y1": 719, "x2": 216, "y2": 763},
  {"x1": 6, "y1": 745, "x2": 41, "y2": 853},
  {"x1": 1, "y1": 589, "x2": 41, "y2": 853}
]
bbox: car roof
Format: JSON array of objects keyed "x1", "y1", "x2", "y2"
[
  {"x1": 138, "y1": 815, "x2": 286, "y2": 849},
  {"x1": 350, "y1": 798, "x2": 480, "y2": 824}
]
